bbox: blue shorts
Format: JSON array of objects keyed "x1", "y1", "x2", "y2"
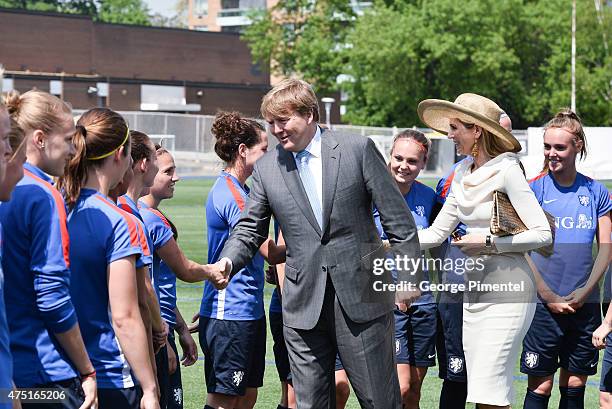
[
  {"x1": 521, "y1": 302, "x2": 600, "y2": 377},
  {"x1": 436, "y1": 294, "x2": 466, "y2": 382},
  {"x1": 269, "y1": 312, "x2": 291, "y2": 383},
  {"x1": 600, "y1": 334, "x2": 612, "y2": 392},
  {"x1": 199, "y1": 316, "x2": 266, "y2": 395},
  {"x1": 395, "y1": 303, "x2": 437, "y2": 367}
]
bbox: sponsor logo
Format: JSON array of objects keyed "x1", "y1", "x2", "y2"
[
  {"x1": 524, "y1": 352, "x2": 539, "y2": 369},
  {"x1": 578, "y1": 195, "x2": 590, "y2": 207},
  {"x1": 428, "y1": 354, "x2": 436, "y2": 359},
  {"x1": 449, "y1": 356, "x2": 464, "y2": 374},
  {"x1": 395, "y1": 340, "x2": 400, "y2": 355},
  {"x1": 555, "y1": 215, "x2": 593, "y2": 229},
  {"x1": 543, "y1": 199, "x2": 558, "y2": 204},
  {"x1": 232, "y1": 370, "x2": 244, "y2": 387},
  {"x1": 590, "y1": 362, "x2": 598, "y2": 368}
]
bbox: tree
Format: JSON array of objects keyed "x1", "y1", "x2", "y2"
[
  {"x1": 242, "y1": 0, "x2": 356, "y2": 96},
  {"x1": 97, "y1": 0, "x2": 151, "y2": 25}
]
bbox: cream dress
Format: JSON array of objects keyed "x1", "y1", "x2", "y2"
[{"x1": 418, "y1": 152, "x2": 552, "y2": 406}]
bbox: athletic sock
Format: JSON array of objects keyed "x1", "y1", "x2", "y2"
[
  {"x1": 523, "y1": 388, "x2": 550, "y2": 409},
  {"x1": 559, "y1": 386, "x2": 586, "y2": 409},
  {"x1": 439, "y1": 379, "x2": 467, "y2": 409}
]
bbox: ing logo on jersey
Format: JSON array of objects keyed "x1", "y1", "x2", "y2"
[
  {"x1": 578, "y1": 195, "x2": 590, "y2": 207},
  {"x1": 448, "y1": 356, "x2": 463, "y2": 374},
  {"x1": 232, "y1": 370, "x2": 244, "y2": 387},
  {"x1": 524, "y1": 352, "x2": 539, "y2": 369},
  {"x1": 555, "y1": 214, "x2": 593, "y2": 230},
  {"x1": 415, "y1": 206, "x2": 425, "y2": 218}
]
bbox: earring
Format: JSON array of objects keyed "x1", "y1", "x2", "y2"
[
  {"x1": 40, "y1": 143, "x2": 45, "y2": 149},
  {"x1": 471, "y1": 140, "x2": 479, "y2": 159}
]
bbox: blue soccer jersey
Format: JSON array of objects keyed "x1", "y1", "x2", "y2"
[
  {"x1": 530, "y1": 172, "x2": 612, "y2": 301},
  {"x1": 0, "y1": 225, "x2": 13, "y2": 408},
  {"x1": 0, "y1": 163, "x2": 78, "y2": 386},
  {"x1": 118, "y1": 195, "x2": 154, "y2": 269},
  {"x1": 201, "y1": 171, "x2": 265, "y2": 321},
  {"x1": 374, "y1": 181, "x2": 437, "y2": 305},
  {"x1": 68, "y1": 189, "x2": 144, "y2": 389},
  {"x1": 139, "y1": 204, "x2": 177, "y2": 327}
]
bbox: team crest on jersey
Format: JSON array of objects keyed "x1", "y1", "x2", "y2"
[
  {"x1": 396, "y1": 340, "x2": 401, "y2": 355},
  {"x1": 232, "y1": 370, "x2": 244, "y2": 387},
  {"x1": 448, "y1": 356, "x2": 463, "y2": 374},
  {"x1": 173, "y1": 388, "x2": 182, "y2": 405},
  {"x1": 415, "y1": 206, "x2": 425, "y2": 218},
  {"x1": 524, "y1": 352, "x2": 539, "y2": 369},
  {"x1": 578, "y1": 195, "x2": 590, "y2": 207}
]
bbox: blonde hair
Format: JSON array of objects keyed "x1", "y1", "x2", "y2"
[
  {"x1": 261, "y1": 79, "x2": 320, "y2": 122},
  {"x1": 3, "y1": 90, "x2": 72, "y2": 135},
  {"x1": 541, "y1": 108, "x2": 587, "y2": 173},
  {"x1": 459, "y1": 120, "x2": 520, "y2": 158}
]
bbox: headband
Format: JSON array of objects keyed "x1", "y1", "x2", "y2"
[{"x1": 87, "y1": 127, "x2": 130, "y2": 161}]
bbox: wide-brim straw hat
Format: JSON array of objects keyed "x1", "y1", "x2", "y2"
[{"x1": 417, "y1": 93, "x2": 521, "y2": 153}]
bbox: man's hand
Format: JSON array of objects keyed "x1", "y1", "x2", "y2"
[
  {"x1": 546, "y1": 303, "x2": 576, "y2": 315},
  {"x1": 593, "y1": 320, "x2": 612, "y2": 349},
  {"x1": 207, "y1": 258, "x2": 231, "y2": 290},
  {"x1": 395, "y1": 289, "x2": 420, "y2": 310},
  {"x1": 78, "y1": 375, "x2": 97, "y2": 409},
  {"x1": 153, "y1": 321, "x2": 169, "y2": 353},
  {"x1": 188, "y1": 313, "x2": 199, "y2": 334},
  {"x1": 178, "y1": 329, "x2": 198, "y2": 367},
  {"x1": 140, "y1": 390, "x2": 160, "y2": 409},
  {"x1": 565, "y1": 287, "x2": 589, "y2": 310}
]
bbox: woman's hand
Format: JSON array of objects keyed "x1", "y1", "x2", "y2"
[
  {"x1": 593, "y1": 320, "x2": 612, "y2": 349},
  {"x1": 451, "y1": 234, "x2": 493, "y2": 256},
  {"x1": 564, "y1": 286, "x2": 590, "y2": 310},
  {"x1": 178, "y1": 330, "x2": 198, "y2": 367}
]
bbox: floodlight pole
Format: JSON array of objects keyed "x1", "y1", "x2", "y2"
[{"x1": 321, "y1": 97, "x2": 335, "y2": 130}]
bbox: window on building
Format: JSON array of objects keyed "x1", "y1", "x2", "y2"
[
  {"x1": 194, "y1": 0, "x2": 208, "y2": 16},
  {"x1": 49, "y1": 80, "x2": 63, "y2": 98},
  {"x1": 1, "y1": 78, "x2": 14, "y2": 93},
  {"x1": 96, "y1": 82, "x2": 109, "y2": 107},
  {"x1": 221, "y1": 0, "x2": 239, "y2": 9}
]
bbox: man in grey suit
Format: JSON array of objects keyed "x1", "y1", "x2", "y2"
[{"x1": 215, "y1": 79, "x2": 420, "y2": 408}]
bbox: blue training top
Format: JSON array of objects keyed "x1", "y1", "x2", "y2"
[
  {"x1": 0, "y1": 163, "x2": 78, "y2": 386},
  {"x1": 269, "y1": 220, "x2": 282, "y2": 314},
  {"x1": 68, "y1": 189, "x2": 144, "y2": 389},
  {"x1": 0, "y1": 224, "x2": 14, "y2": 408},
  {"x1": 201, "y1": 171, "x2": 265, "y2": 321},
  {"x1": 139, "y1": 202, "x2": 177, "y2": 327},
  {"x1": 117, "y1": 195, "x2": 154, "y2": 269},
  {"x1": 530, "y1": 172, "x2": 612, "y2": 302},
  {"x1": 374, "y1": 181, "x2": 437, "y2": 305}
]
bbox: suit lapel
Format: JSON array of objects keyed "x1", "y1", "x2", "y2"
[
  {"x1": 277, "y1": 145, "x2": 322, "y2": 236},
  {"x1": 321, "y1": 132, "x2": 340, "y2": 232}
]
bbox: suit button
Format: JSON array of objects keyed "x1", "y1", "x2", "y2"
[{"x1": 322, "y1": 266, "x2": 327, "y2": 272}]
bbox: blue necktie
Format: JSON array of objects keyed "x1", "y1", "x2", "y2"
[{"x1": 296, "y1": 150, "x2": 322, "y2": 229}]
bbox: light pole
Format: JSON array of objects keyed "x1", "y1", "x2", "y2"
[{"x1": 321, "y1": 97, "x2": 335, "y2": 130}]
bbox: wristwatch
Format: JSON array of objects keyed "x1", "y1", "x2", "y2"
[{"x1": 485, "y1": 235, "x2": 492, "y2": 248}]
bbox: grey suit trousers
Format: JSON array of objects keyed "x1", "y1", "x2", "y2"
[{"x1": 283, "y1": 278, "x2": 401, "y2": 409}]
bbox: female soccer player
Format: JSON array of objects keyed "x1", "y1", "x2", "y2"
[
  {"x1": 200, "y1": 112, "x2": 284, "y2": 409},
  {"x1": 58, "y1": 107, "x2": 158, "y2": 409},
  {"x1": 521, "y1": 109, "x2": 611, "y2": 409},
  {"x1": 374, "y1": 129, "x2": 438, "y2": 409},
  {"x1": 0, "y1": 91, "x2": 97, "y2": 409},
  {"x1": 139, "y1": 145, "x2": 200, "y2": 409}
]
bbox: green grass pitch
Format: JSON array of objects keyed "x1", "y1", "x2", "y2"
[{"x1": 161, "y1": 178, "x2": 612, "y2": 408}]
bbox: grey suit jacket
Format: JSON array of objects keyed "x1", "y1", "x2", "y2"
[{"x1": 219, "y1": 130, "x2": 420, "y2": 330}]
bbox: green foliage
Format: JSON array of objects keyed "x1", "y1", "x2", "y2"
[
  {"x1": 243, "y1": 0, "x2": 612, "y2": 127},
  {"x1": 242, "y1": 0, "x2": 356, "y2": 96},
  {"x1": 0, "y1": 0, "x2": 152, "y2": 25}
]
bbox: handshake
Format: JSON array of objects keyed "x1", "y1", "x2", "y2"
[{"x1": 207, "y1": 257, "x2": 232, "y2": 290}]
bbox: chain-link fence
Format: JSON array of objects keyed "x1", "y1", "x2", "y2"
[{"x1": 73, "y1": 110, "x2": 527, "y2": 178}]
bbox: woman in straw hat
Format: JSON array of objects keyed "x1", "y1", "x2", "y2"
[{"x1": 416, "y1": 93, "x2": 552, "y2": 408}]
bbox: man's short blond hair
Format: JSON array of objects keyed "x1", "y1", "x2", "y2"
[{"x1": 261, "y1": 79, "x2": 320, "y2": 122}]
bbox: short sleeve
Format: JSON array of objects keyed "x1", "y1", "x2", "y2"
[
  {"x1": 594, "y1": 182, "x2": 612, "y2": 218},
  {"x1": 107, "y1": 215, "x2": 142, "y2": 264}
]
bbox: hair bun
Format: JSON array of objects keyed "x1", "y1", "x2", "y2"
[{"x1": 3, "y1": 90, "x2": 22, "y2": 115}]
